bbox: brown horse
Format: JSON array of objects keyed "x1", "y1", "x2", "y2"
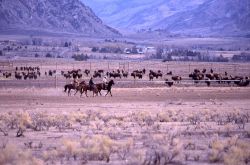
[
  {"x1": 95, "y1": 80, "x2": 115, "y2": 96},
  {"x1": 64, "y1": 81, "x2": 85, "y2": 96},
  {"x1": 79, "y1": 83, "x2": 99, "y2": 97}
]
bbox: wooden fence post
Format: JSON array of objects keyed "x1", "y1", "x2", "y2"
[{"x1": 55, "y1": 62, "x2": 58, "y2": 88}]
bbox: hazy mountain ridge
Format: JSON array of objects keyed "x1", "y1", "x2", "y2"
[
  {"x1": 0, "y1": 0, "x2": 120, "y2": 37},
  {"x1": 82, "y1": 0, "x2": 250, "y2": 37},
  {"x1": 154, "y1": 0, "x2": 250, "y2": 36},
  {"x1": 82, "y1": 0, "x2": 207, "y2": 29}
]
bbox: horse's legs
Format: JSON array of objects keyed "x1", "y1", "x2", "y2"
[
  {"x1": 93, "y1": 91, "x2": 98, "y2": 97},
  {"x1": 105, "y1": 90, "x2": 110, "y2": 96},
  {"x1": 68, "y1": 89, "x2": 71, "y2": 96},
  {"x1": 74, "y1": 90, "x2": 78, "y2": 96},
  {"x1": 79, "y1": 89, "x2": 83, "y2": 97},
  {"x1": 85, "y1": 91, "x2": 88, "y2": 97}
]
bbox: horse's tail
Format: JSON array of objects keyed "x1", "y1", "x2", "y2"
[{"x1": 64, "y1": 84, "x2": 68, "y2": 92}]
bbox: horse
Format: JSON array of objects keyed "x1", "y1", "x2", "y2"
[
  {"x1": 64, "y1": 81, "x2": 85, "y2": 96},
  {"x1": 79, "y1": 83, "x2": 99, "y2": 97},
  {"x1": 95, "y1": 80, "x2": 115, "y2": 97}
]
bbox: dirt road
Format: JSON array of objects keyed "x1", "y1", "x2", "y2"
[{"x1": 0, "y1": 87, "x2": 249, "y2": 114}]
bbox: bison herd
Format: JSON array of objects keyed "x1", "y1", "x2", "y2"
[
  {"x1": 188, "y1": 68, "x2": 250, "y2": 87},
  {"x1": 0, "y1": 66, "x2": 249, "y2": 87},
  {"x1": 14, "y1": 66, "x2": 41, "y2": 80}
]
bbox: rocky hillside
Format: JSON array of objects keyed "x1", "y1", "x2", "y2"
[{"x1": 0, "y1": 0, "x2": 120, "y2": 37}]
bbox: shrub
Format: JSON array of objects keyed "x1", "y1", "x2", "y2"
[
  {"x1": 232, "y1": 52, "x2": 250, "y2": 61},
  {"x1": 43, "y1": 149, "x2": 58, "y2": 162},
  {"x1": 223, "y1": 140, "x2": 250, "y2": 165},
  {"x1": 32, "y1": 38, "x2": 43, "y2": 46},
  {"x1": 72, "y1": 54, "x2": 88, "y2": 61},
  {"x1": 46, "y1": 53, "x2": 52, "y2": 58},
  {"x1": 143, "y1": 145, "x2": 182, "y2": 164},
  {"x1": 64, "y1": 42, "x2": 69, "y2": 47},
  {"x1": 156, "y1": 47, "x2": 163, "y2": 59},
  {"x1": 16, "y1": 111, "x2": 32, "y2": 137},
  {"x1": 157, "y1": 112, "x2": 171, "y2": 122},
  {"x1": 61, "y1": 139, "x2": 80, "y2": 160},
  {"x1": 224, "y1": 146, "x2": 244, "y2": 165},
  {"x1": 0, "y1": 121, "x2": 8, "y2": 136},
  {"x1": 91, "y1": 47, "x2": 99, "y2": 52},
  {"x1": 0, "y1": 144, "x2": 19, "y2": 164},
  {"x1": 99, "y1": 47, "x2": 109, "y2": 53},
  {"x1": 209, "y1": 136, "x2": 250, "y2": 164},
  {"x1": 80, "y1": 135, "x2": 113, "y2": 162},
  {"x1": 115, "y1": 138, "x2": 134, "y2": 160},
  {"x1": 0, "y1": 143, "x2": 44, "y2": 165},
  {"x1": 70, "y1": 112, "x2": 87, "y2": 123}
]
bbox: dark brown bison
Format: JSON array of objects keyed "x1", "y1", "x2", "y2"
[
  {"x1": 172, "y1": 76, "x2": 182, "y2": 83},
  {"x1": 122, "y1": 70, "x2": 128, "y2": 78},
  {"x1": 93, "y1": 71, "x2": 102, "y2": 78},
  {"x1": 165, "y1": 79, "x2": 174, "y2": 87},
  {"x1": 237, "y1": 77, "x2": 250, "y2": 87},
  {"x1": 149, "y1": 70, "x2": 162, "y2": 80},
  {"x1": 167, "y1": 71, "x2": 172, "y2": 75},
  {"x1": 84, "y1": 69, "x2": 90, "y2": 76},
  {"x1": 108, "y1": 72, "x2": 121, "y2": 79},
  {"x1": 131, "y1": 72, "x2": 143, "y2": 79}
]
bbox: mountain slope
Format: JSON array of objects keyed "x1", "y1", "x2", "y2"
[
  {"x1": 82, "y1": 0, "x2": 250, "y2": 36},
  {"x1": 0, "y1": 0, "x2": 120, "y2": 36},
  {"x1": 82, "y1": 0, "x2": 206, "y2": 30},
  {"x1": 153, "y1": 0, "x2": 250, "y2": 36}
]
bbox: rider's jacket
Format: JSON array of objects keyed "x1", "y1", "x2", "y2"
[{"x1": 89, "y1": 79, "x2": 94, "y2": 86}]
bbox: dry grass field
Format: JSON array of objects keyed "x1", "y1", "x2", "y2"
[{"x1": 0, "y1": 59, "x2": 250, "y2": 165}]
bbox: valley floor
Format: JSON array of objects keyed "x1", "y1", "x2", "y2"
[{"x1": 0, "y1": 87, "x2": 249, "y2": 164}]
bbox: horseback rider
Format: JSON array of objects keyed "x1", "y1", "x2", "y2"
[
  {"x1": 102, "y1": 76, "x2": 108, "y2": 88},
  {"x1": 89, "y1": 77, "x2": 94, "y2": 91},
  {"x1": 73, "y1": 77, "x2": 79, "y2": 88}
]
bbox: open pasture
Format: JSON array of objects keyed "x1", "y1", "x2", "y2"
[{"x1": 0, "y1": 59, "x2": 250, "y2": 88}]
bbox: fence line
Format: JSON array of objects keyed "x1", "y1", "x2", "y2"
[
  {"x1": 1, "y1": 61, "x2": 250, "y2": 88},
  {"x1": 1, "y1": 61, "x2": 250, "y2": 72},
  {"x1": 0, "y1": 78, "x2": 247, "y2": 89}
]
